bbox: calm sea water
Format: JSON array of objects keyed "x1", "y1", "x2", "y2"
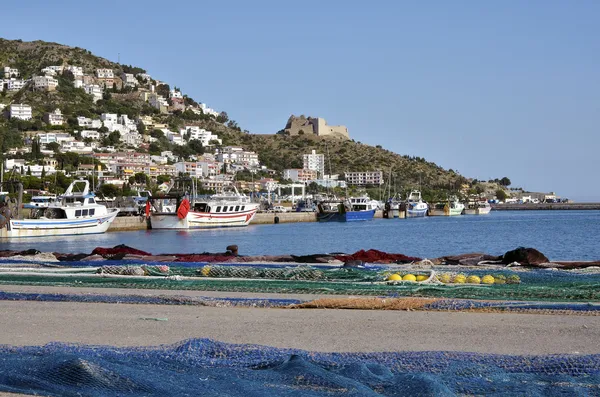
[{"x1": 2, "y1": 211, "x2": 600, "y2": 260}]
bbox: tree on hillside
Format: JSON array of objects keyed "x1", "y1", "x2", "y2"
[
  {"x1": 156, "y1": 84, "x2": 170, "y2": 98},
  {"x1": 216, "y1": 111, "x2": 229, "y2": 123},
  {"x1": 495, "y1": 189, "x2": 508, "y2": 201},
  {"x1": 47, "y1": 142, "x2": 61, "y2": 153},
  {"x1": 99, "y1": 183, "x2": 119, "y2": 198},
  {"x1": 188, "y1": 139, "x2": 204, "y2": 155},
  {"x1": 499, "y1": 177, "x2": 511, "y2": 187},
  {"x1": 150, "y1": 129, "x2": 164, "y2": 139}
]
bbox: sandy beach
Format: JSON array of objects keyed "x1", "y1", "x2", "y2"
[{"x1": 0, "y1": 286, "x2": 598, "y2": 355}]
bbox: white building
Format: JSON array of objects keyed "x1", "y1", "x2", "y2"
[
  {"x1": 43, "y1": 109, "x2": 64, "y2": 126},
  {"x1": 4, "y1": 158, "x2": 26, "y2": 171},
  {"x1": 303, "y1": 150, "x2": 325, "y2": 178},
  {"x1": 3, "y1": 67, "x2": 19, "y2": 78},
  {"x1": 101, "y1": 113, "x2": 118, "y2": 124},
  {"x1": 9, "y1": 104, "x2": 32, "y2": 120},
  {"x1": 84, "y1": 84, "x2": 103, "y2": 102},
  {"x1": 96, "y1": 68, "x2": 114, "y2": 79},
  {"x1": 36, "y1": 132, "x2": 74, "y2": 145},
  {"x1": 198, "y1": 103, "x2": 219, "y2": 117},
  {"x1": 81, "y1": 130, "x2": 101, "y2": 140},
  {"x1": 344, "y1": 171, "x2": 384, "y2": 186},
  {"x1": 170, "y1": 89, "x2": 183, "y2": 99},
  {"x1": 137, "y1": 73, "x2": 151, "y2": 81},
  {"x1": 6, "y1": 79, "x2": 25, "y2": 91},
  {"x1": 61, "y1": 141, "x2": 92, "y2": 153},
  {"x1": 150, "y1": 155, "x2": 168, "y2": 165},
  {"x1": 65, "y1": 65, "x2": 84, "y2": 78},
  {"x1": 25, "y1": 165, "x2": 57, "y2": 177},
  {"x1": 33, "y1": 76, "x2": 59, "y2": 91},
  {"x1": 283, "y1": 168, "x2": 318, "y2": 182},
  {"x1": 215, "y1": 146, "x2": 259, "y2": 167},
  {"x1": 180, "y1": 126, "x2": 222, "y2": 146},
  {"x1": 41, "y1": 67, "x2": 58, "y2": 76},
  {"x1": 121, "y1": 73, "x2": 138, "y2": 87},
  {"x1": 77, "y1": 116, "x2": 103, "y2": 129}
]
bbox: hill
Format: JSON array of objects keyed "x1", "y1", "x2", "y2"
[{"x1": 0, "y1": 38, "x2": 509, "y2": 201}]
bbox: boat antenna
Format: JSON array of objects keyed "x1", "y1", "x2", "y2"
[{"x1": 326, "y1": 142, "x2": 332, "y2": 195}]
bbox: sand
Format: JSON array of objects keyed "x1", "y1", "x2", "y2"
[{"x1": 0, "y1": 296, "x2": 598, "y2": 355}]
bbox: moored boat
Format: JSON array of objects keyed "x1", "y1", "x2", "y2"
[
  {"x1": 429, "y1": 196, "x2": 464, "y2": 216},
  {"x1": 0, "y1": 180, "x2": 119, "y2": 238},
  {"x1": 316, "y1": 195, "x2": 377, "y2": 222},
  {"x1": 464, "y1": 200, "x2": 492, "y2": 215},
  {"x1": 406, "y1": 190, "x2": 428, "y2": 218},
  {"x1": 149, "y1": 187, "x2": 259, "y2": 229}
]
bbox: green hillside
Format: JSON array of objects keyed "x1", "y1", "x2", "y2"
[{"x1": 0, "y1": 38, "x2": 505, "y2": 201}]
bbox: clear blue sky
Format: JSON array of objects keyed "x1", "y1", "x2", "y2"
[{"x1": 2, "y1": 1, "x2": 599, "y2": 200}]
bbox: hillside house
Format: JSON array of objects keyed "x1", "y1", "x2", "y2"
[
  {"x1": 3, "y1": 67, "x2": 19, "y2": 78},
  {"x1": 8, "y1": 104, "x2": 32, "y2": 120},
  {"x1": 121, "y1": 73, "x2": 137, "y2": 87},
  {"x1": 33, "y1": 76, "x2": 59, "y2": 91},
  {"x1": 6, "y1": 79, "x2": 25, "y2": 91},
  {"x1": 84, "y1": 84, "x2": 103, "y2": 102},
  {"x1": 77, "y1": 116, "x2": 102, "y2": 129},
  {"x1": 43, "y1": 109, "x2": 64, "y2": 126}
]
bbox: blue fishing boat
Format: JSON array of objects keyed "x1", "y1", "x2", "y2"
[{"x1": 316, "y1": 196, "x2": 377, "y2": 222}]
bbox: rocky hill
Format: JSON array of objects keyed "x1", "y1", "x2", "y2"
[{"x1": 0, "y1": 38, "x2": 508, "y2": 201}]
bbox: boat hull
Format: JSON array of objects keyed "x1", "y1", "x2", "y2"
[
  {"x1": 149, "y1": 214, "x2": 188, "y2": 229},
  {"x1": 150, "y1": 207, "x2": 258, "y2": 229},
  {"x1": 187, "y1": 208, "x2": 257, "y2": 228},
  {"x1": 0, "y1": 209, "x2": 119, "y2": 238},
  {"x1": 317, "y1": 209, "x2": 375, "y2": 222},
  {"x1": 464, "y1": 206, "x2": 492, "y2": 215},
  {"x1": 406, "y1": 208, "x2": 428, "y2": 218}
]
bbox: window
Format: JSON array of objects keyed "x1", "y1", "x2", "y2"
[
  {"x1": 82, "y1": 209, "x2": 88, "y2": 216},
  {"x1": 89, "y1": 209, "x2": 95, "y2": 216},
  {"x1": 216, "y1": 206, "x2": 221, "y2": 213},
  {"x1": 235, "y1": 206, "x2": 240, "y2": 212},
  {"x1": 241, "y1": 206, "x2": 245, "y2": 211},
  {"x1": 88, "y1": 198, "x2": 95, "y2": 204},
  {"x1": 75, "y1": 210, "x2": 81, "y2": 217}
]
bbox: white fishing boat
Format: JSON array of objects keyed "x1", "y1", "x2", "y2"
[
  {"x1": 0, "y1": 180, "x2": 119, "y2": 238},
  {"x1": 464, "y1": 200, "x2": 492, "y2": 215},
  {"x1": 149, "y1": 187, "x2": 259, "y2": 229},
  {"x1": 406, "y1": 190, "x2": 428, "y2": 217}
]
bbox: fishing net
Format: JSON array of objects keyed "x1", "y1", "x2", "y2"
[
  {"x1": 0, "y1": 338, "x2": 598, "y2": 397},
  {"x1": 1, "y1": 260, "x2": 600, "y2": 302}
]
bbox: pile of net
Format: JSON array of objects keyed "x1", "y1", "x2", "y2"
[{"x1": 0, "y1": 338, "x2": 598, "y2": 397}]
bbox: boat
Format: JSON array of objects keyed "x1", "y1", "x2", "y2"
[
  {"x1": 383, "y1": 194, "x2": 402, "y2": 219},
  {"x1": 316, "y1": 195, "x2": 377, "y2": 222},
  {"x1": 464, "y1": 200, "x2": 492, "y2": 215},
  {"x1": 405, "y1": 190, "x2": 428, "y2": 218},
  {"x1": 429, "y1": 196, "x2": 464, "y2": 216},
  {"x1": 0, "y1": 180, "x2": 119, "y2": 238},
  {"x1": 23, "y1": 195, "x2": 57, "y2": 209},
  {"x1": 149, "y1": 186, "x2": 259, "y2": 229}
]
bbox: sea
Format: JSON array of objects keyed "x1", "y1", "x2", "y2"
[{"x1": 2, "y1": 210, "x2": 600, "y2": 261}]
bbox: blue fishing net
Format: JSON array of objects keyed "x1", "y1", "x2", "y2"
[{"x1": 0, "y1": 339, "x2": 598, "y2": 396}]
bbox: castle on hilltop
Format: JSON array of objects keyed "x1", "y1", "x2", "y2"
[{"x1": 284, "y1": 115, "x2": 349, "y2": 140}]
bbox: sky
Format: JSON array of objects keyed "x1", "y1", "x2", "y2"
[{"x1": 2, "y1": 1, "x2": 599, "y2": 201}]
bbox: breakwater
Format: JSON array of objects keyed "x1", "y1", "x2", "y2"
[{"x1": 492, "y1": 203, "x2": 600, "y2": 211}]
